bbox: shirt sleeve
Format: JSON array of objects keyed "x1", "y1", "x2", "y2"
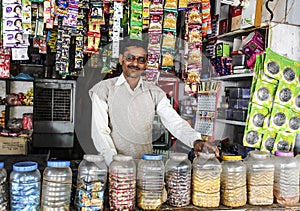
[
  {"x1": 156, "y1": 96, "x2": 202, "y2": 148},
  {"x1": 90, "y1": 93, "x2": 117, "y2": 166}
]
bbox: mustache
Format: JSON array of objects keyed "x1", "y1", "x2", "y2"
[{"x1": 127, "y1": 65, "x2": 140, "y2": 70}]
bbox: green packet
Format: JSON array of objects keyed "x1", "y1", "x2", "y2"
[
  {"x1": 287, "y1": 110, "x2": 300, "y2": 133},
  {"x1": 269, "y1": 103, "x2": 290, "y2": 131},
  {"x1": 260, "y1": 129, "x2": 277, "y2": 153},
  {"x1": 271, "y1": 131, "x2": 296, "y2": 154},
  {"x1": 252, "y1": 79, "x2": 277, "y2": 108},
  {"x1": 291, "y1": 85, "x2": 300, "y2": 112},
  {"x1": 274, "y1": 81, "x2": 295, "y2": 109},
  {"x1": 243, "y1": 128, "x2": 262, "y2": 149},
  {"x1": 263, "y1": 48, "x2": 283, "y2": 81},
  {"x1": 280, "y1": 54, "x2": 300, "y2": 86},
  {"x1": 247, "y1": 102, "x2": 270, "y2": 132}
]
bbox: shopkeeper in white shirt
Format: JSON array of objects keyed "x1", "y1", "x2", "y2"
[{"x1": 89, "y1": 38, "x2": 219, "y2": 166}]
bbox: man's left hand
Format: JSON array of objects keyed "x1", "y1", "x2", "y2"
[{"x1": 194, "y1": 140, "x2": 219, "y2": 157}]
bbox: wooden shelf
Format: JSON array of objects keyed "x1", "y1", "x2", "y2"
[{"x1": 217, "y1": 119, "x2": 246, "y2": 126}]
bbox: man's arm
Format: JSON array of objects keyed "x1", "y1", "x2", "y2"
[{"x1": 91, "y1": 93, "x2": 117, "y2": 166}]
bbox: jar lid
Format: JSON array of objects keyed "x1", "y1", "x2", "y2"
[
  {"x1": 113, "y1": 154, "x2": 133, "y2": 162},
  {"x1": 83, "y1": 154, "x2": 104, "y2": 162},
  {"x1": 169, "y1": 153, "x2": 188, "y2": 161},
  {"x1": 0, "y1": 162, "x2": 4, "y2": 168},
  {"x1": 199, "y1": 152, "x2": 215, "y2": 159},
  {"x1": 274, "y1": 151, "x2": 294, "y2": 157},
  {"x1": 249, "y1": 150, "x2": 269, "y2": 159},
  {"x1": 222, "y1": 155, "x2": 242, "y2": 161},
  {"x1": 47, "y1": 160, "x2": 70, "y2": 167},
  {"x1": 13, "y1": 161, "x2": 38, "y2": 172},
  {"x1": 142, "y1": 154, "x2": 162, "y2": 161}
]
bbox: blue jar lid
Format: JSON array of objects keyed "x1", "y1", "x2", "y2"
[
  {"x1": 47, "y1": 160, "x2": 70, "y2": 167},
  {"x1": 13, "y1": 161, "x2": 38, "y2": 172},
  {"x1": 0, "y1": 162, "x2": 4, "y2": 168},
  {"x1": 142, "y1": 154, "x2": 162, "y2": 160}
]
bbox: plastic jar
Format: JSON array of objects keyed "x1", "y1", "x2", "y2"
[
  {"x1": 273, "y1": 151, "x2": 299, "y2": 205},
  {"x1": 165, "y1": 153, "x2": 191, "y2": 207},
  {"x1": 75, "y1": 155, "x2": 107, "y2": 210},
  {"x1": 244, "y1": 151, "x2": 274, "y2": 205},
  {"x1": 220, "y1": 155, "x2": 246, "y2": 207},
  {"x1": 41, "y1": 160, "x2": 72, "y2": 210},
  {"x1": 10, "y1": 161, "x2": 41, "y2": 211},
  {"x1": 109, "y1": 155, "x2": 136, "y2": 210},
  {"x1": 192, "y1": 153, "x2": 221, "y2": 208},
  {"x1": 295, "y1": 152, "x2": 300, "y2": 200},
  {"x1": 137, "y1": 154, "x2": 165, "y2": 210},
  {"x1": 0, "y1": 162, "x2": 8, "y2": 211}
]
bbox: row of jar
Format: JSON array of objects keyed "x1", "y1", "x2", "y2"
[{"x1": 0, "y1": 151, "x2": 300, "y2": 211}]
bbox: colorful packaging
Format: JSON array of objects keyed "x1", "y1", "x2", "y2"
[
  {"x1": 287, "y1": 111, "x2": 300, "y2": 133},
  {"x1": 272, "y1": 131, "x2": 296, "y2": 154},
  {"x1": 291, "y1": 86, "x2": 300, "y2": 112},
  {"x1": 247, "y1": 103, "x2": 270, "y2": 132},
  {"x1": 279, "y1": 56, "x2": 299, "y2": 86},
  {"x1": 269, "y1": 103, "x2": 290, "y2": 131},
  {"x1": 260, "y1": 130, "x2": 277, "y2": 153},
  {"x1": 252, "y1": 79, "x2": 277, "y2": 108},
  {"x1": 243, "y1": 129, "x2": 262, "y2": 148},
  {"x1": 274, "y1": 82, "x2": 295, "y2": 108},
  {"x1": 263, "y1": 48, "x2": 282, "y2": 81}
]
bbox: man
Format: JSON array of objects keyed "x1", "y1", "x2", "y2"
[{"x1": 89, "y1": 38, "x2": 219, "y2": 165}]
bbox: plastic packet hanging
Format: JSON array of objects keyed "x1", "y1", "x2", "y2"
[{"x1": 163, "y1": 9, "x2": 177, "y2": 30}]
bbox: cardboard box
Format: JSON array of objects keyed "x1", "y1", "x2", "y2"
[{"x1": 0, "y1": 136, "x2": 29, "y2": 155}]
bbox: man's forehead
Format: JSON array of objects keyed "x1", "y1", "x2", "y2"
[{"x1": 124, "y1": 46, "x2": 147, "y2": 54}]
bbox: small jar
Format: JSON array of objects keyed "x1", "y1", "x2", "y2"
[
  {"x1": 137, "y1": 154, "x2": 165, "y2": 210},
  {"x1": 220, "y1": 155, "x2": 247, "y2": 208},
  {"x1": 10, "y1": 161, "x2": 41, "y2": 211},
  {"x1": 165, "y1": 153, "x2": 191, "y2": 207},
  {"x1": 75, "y1": 155, "x2": 107, "y2": 211},
  {"x1": 244, "y1": 151, "x2": 274, "y2": 205},
  {"x1": 0, "y1": 162, "x2": 8, "y2": 211},
  {"x1": 273, "y1": 151, "x2": 299, "y2": 205},
  {"x1": 41, "y1": 160, "x2": 72, "y2": 210},
  {"x1": 109, "y1": 155, "x2": 136, "y2": 210},
  {"x1": 192, "y1": 153, "x2": 221, "y2": 208}
]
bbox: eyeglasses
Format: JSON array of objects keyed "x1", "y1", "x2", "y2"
[{"x1": 124, "y1": 54, "x2": 147, "y2": 64}]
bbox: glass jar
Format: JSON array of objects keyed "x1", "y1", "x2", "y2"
[
  {"x1": 109, "y1": 155, "x2": 136, "y2": 210},
  {"x1": 165, "y1": 153, "x2": 191, "y2": 207},
  {"x1": 10, "y1": 161, "x2": 41, "y2": 211},
  {"x1": 137, "y1": 154, "x2": 165, "y2": 210},
  {"x1": 192, "y1": 153, "x2": 221, "y2": 208},
  {"x1": 0, "y1": 162, "x2": 8, "y2": 211},
  {"x1": 75, "y1": 155, "x2": 107, "y2": 211},
  {"x1": 244, "y1": 151, "x2": 274, "y2": 205},
  {"x1": 41, "y1": 160, "x2": 72, "y2": 210},
  {"x1": 273, "y1": 151, "x2": 299, "y2": 205},
  {"x1": 220, "y1": 155, "x2": 246, "y2": 208}
]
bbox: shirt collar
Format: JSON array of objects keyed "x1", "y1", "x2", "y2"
[{"x1": 116, "y1": 73, "x2": 145, "y2": 91}]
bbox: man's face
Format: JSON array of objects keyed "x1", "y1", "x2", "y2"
[{"x1": 119, "y1": 46, "x2": 147, "y2": 79}]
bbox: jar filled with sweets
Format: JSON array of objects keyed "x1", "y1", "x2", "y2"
[
  {"x1": 41, "y1": 160, "x2": 72, "y2": 210},
  {"x1": 192, "y1": 152, "x2": 221, "y2": 208},
  {"x1": 0, "y1": 162, "x2": 8, "y2": 211},
  {"x1": 75, "y1": 155, "x2": 108, "y2": 210},
  {"x1": 244, "y1": 151, "x2": 274, "y2": 205},
  {"x1": 273, "y1": 151, "x2": 299, "y2": 205},
  {"x1": 137, "y1": 154, "x2": 165, "y2": 210},
  {"x1": 220, "y1": 155, "x2": 246, "y2": 207},
  {"x1": 109, "y1": 155, "x2": 136, "y2": 210},
  {"x1": 165, "y1": 153, "x2": 191, "y2": 207},
  {"x1": 10, "y1": 161, "x2": 41, "y2": 211}
]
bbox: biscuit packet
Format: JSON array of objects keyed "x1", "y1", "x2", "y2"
[
  {"x1": 163, "y1": 9, "x2": 177, "y2": 30},
  {"x1": 252, "y1": 79, "x2": 277, "y2": 108},
  {"x1": 263, "y1": 48, "x2": 282, "y2": 81},
  {"x1": 260, "y1": 130, "x2": 277, "y2": 153},
  {"x1": 161, "y1": 29, "x2": 176, "y2": 50},
  {"x1": 243, "y1": 128, "x2": 263, "y2": 149},
  {"x1": 269, "y1": 103, "x2": 290, "y2": 131},
  {"x1": 247, "y1": 102, "x2": 270, "y2": 133},
  {"x1": 273, "y1": 82, "x2": 295, "y2": 109},
  {"x1": 271, "y1": 131, "x2": 296, "y2": 154}
]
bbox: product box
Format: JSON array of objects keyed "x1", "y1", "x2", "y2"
[
  {"x1": 260, "y1": 130, "x2": 277, "y2": 153},
  {"x1": 0, "y1": 136, "x2": 29, "y2": 155},
  {"x1": 215, "y1": 42, "x2": 231, "y2": 57},
  {"x1": 272, "y1": 131, "x2": 296, "y2": 154},
  {"x1": 252, "y1": 79, "x2": 277, "y2": 108},
  {"x1": 243, "y1": 128, "x2": 262, "y2": 148},
  {"x1": 230, "y1": 5, "x2": 242, "y2": 31},
  {"x1": 226, "y1": 87, "x2": 250, "y2": 99},
  {"x1": 228, "y1": 98, "x2": 249, "y2": 110}
]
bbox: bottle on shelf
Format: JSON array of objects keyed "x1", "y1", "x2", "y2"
[
  {"x1": 41, "y1": 160, "x2": 72, "y2": 210},
  {"x1": 10, "y1": 161, "x2": 41, "y2": 211},
  {"x1": 0, "y1": 162, "x2": 8, "y2": 210},
  {"x1": 75, "y1": 155, "x2": 107, "y2": 210}
]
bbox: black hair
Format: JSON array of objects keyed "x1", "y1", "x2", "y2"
[
  {"x1": 14, "y1": 5, "x2": 22, "y2": 12},
  {"x1": 14, "y1": 19, "x2": 22, "y2": 24},
  {"x1": 119, "y1": 36, "x2": 148, "y2": 55}
]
